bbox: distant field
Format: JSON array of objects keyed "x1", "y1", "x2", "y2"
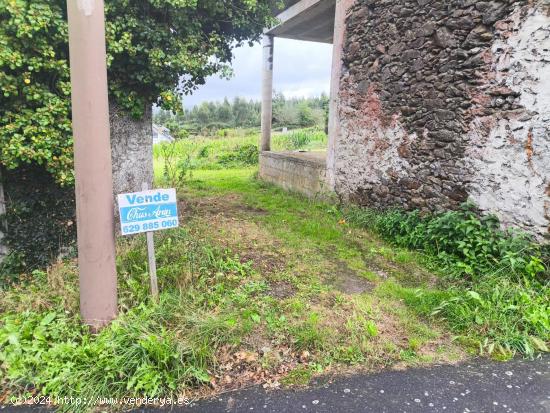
[{"x1": 153, "y1": 127, "x2": 327, "y2": 174}]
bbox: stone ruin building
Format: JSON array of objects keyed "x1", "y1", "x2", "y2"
[{"x1": 259, "y1": 0, "x2": 550, "y2": 239}]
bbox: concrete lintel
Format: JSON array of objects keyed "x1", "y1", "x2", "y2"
[{"x1": 267, "y1": 0, "x2": 335, "y2": 44}]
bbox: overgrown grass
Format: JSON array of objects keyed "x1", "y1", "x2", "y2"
[
  {"x1": 153, "y1": 127, "x2": 327, "y2": 172},
  {"x1": 285, "y1": 130, "x2": 327, "y2": 150},
  {"x1": 1, "y1": 230, "x2": 261, "y2": 410},
  {"x1": 1, "y1": 167, "x2": 464, "y2": 410},
  {"x1": 343, "y1": 204, "x2": 550, "y2": 357},
  {"x1": 4, "y1": 161, "x2": 548, "y2": 410}
]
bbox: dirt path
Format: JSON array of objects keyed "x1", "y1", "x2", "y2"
[{"x1": 174, "y1": 171, "x2": 467, "y2": 393}]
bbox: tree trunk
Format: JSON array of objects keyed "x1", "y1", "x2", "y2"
[{"x1": 109, "y1": 102, "x2": 154, "y2": 196}]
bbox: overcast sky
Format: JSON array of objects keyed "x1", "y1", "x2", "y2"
[{"x1": 183, "y1": 38, "x2": 333, "y2": 108}]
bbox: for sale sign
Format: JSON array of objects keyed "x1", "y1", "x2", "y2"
[{"x1": 117, "y1": 188, "x2": 179, "y2": 236}]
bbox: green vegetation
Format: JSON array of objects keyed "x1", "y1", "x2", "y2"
[
  {"x1": 0, "y1": 128, "x2": 327, "y2": 280},
  {"x1": 153, "y1": 128, "x2": 327, "y2": 185},
  {"x1": 1, "y1": 165, "x2": 465, "y2": 410},
  {"x1": 0, "y1": 0, "x2": 277, "y2": 183},
  {"x1": 154, "y1": 93, "x2": 329, "y2": 137},
  {"x1": 343, "y1": 205, "x2": 550, "y2": 357},
  {"x1": 2, "y1": 132, "x2": 548, "y2": 409},
  {"x1": 0, "y1": 166, "x2": 76, "y2": 276}
]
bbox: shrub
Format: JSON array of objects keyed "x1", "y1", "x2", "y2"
[
  {"x1": 344, "y1": 203, "x2": 550, "y2": 357},
  {"x1": 158, "y1": 141, "x2": 194, "y2": 187},
  {"x1": 217, "y1": 144, "x2": 259, "y2": 167},
  {"x1": 1, "y1": 165, "x2": 76, "y2": 283},
  {"x1": 344, "y1": 203, "x2": 548, "y2": 281}
]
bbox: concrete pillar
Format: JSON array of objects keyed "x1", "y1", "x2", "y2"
[
  {"x1": 327, "y1": 0, "x2": 354, "y2": 189},
  {"x1": 261, "y1": 34, "x2": 274, "y2": 152},
  {"x1": 67, "y1": 0, "x2": 118, "y2": 330}
]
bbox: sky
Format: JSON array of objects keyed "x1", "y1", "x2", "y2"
[{"x1": 182, "y1": 38, "x2": 333, "y2": 108}]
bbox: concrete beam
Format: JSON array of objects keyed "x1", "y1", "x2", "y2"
[{"x1": 267, "y1": 0, "x2": 335, "y2": 44}]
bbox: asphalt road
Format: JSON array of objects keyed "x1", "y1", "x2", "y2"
[{"x1": 4, "y1": 356, "x2": 549, "y2": 413}]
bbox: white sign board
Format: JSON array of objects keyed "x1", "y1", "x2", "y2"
[{"x1": 117, "y1": 188, "x2": 179, "y2": 236}]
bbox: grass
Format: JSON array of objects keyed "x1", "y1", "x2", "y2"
[
  {"x1": 2, "y1": 130, "x2": 547, "y2": 410},
  {"x1": 153, "y1": 127, "x2": 327, "y2": 172},
  {"x1": 0, "y1": 165, "x2": 464, "y2": 411},
  {"x1": 343, "y1": 206, "x2": 550, "y2": 357}
]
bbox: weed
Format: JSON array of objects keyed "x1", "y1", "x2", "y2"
[
  {"x1": 159, "y1": 141, "x2": 194, "y2": 187},
  {"x1": 280, "y1": 366, "x2": 316, "y2": 387},
  {"x1": 285, "y1": 129, "x2": 327, "y2": 150},
  {"x1": 290, "y1": 312, "x2": 328, "y2": 351},
  {"x1": 0, "y1": 226, "x2": 267, "y2": 410},
  {"x1": 344, "y1": 203, "x2": 550, "y2": 357},
  {"x1": 344, "y1": 203, "x2": 548, "y2": 281},
  {"x1": 217, "y1": 144, "x2": 259, "y2": 167}
]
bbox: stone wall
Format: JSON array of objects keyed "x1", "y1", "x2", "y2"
[{"x1": 334, "y1": 0, "x2": 550, "y2": 238}]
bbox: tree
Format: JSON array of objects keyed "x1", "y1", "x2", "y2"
[
  {"x1": 297, "y1": 103, "x2": 318, "y2": 128},
  {"x1": 195, "y1": 102, "x2": 212, "y2": 126},
  {"x1": 217, "y1": 98, "x2": 234, "y2": 125},
  {"x1": 0, "y1": 0, "x2": 278, "y2": 190}
]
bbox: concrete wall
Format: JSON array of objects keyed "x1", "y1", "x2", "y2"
[
  {"x1": 259, "y1": 151, "x2": 331, "y2": 198},
  {"x1": 334, "y1": 0, "x2": 550, "y2": 238}
]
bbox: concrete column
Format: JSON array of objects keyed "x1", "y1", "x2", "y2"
[
  {"x1": 67, "y1": 0, "x2": 118, "y2": 330},
  {"x1": 327, "y1": 0, "x2": 354, "y2": 189},
  {"x1": 261, "y1": 34, "x2": 274, "y2": 152}
]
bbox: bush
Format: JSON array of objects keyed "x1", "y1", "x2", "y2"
[
  {"x1": 158, "y1": 141, "x2": 195, "y2": 187},
  {"x1": 344, "y1": 203, "x2": 550, "y2": 357},
  {"x1": 1, "y1": 165, "x2": 76, "y2": 283},
  {"x1": 217, "y1": 144, "x2": 259, "y2": 167},
  {"x1": 344, "y1": 203, "x2": 547, "y2": 281}
]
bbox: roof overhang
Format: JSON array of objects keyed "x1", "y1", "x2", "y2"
[{"x1": 267, "y1": 0, "x2": 335, "y2": 44}]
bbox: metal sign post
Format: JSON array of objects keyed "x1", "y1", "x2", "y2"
[
  {"x1": 117, "y1": 185, "x2": 179, "y2": 301},
  {"x1": 142, "y1": 182, "x2": 158, "y2": 301}
]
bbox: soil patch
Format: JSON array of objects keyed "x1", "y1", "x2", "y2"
[
  {"x1": 180, "y1": 195, "x2": 268, "y2": 221},
  {"x1": 179, "y1": 193, "x2": 287, "y2": 274},
  {"x1": 326, "y1": 260, "x2": 374, "y2": 295},
  {"x1": 268, "y1": 281, "x2": 296, "y2": 299}
]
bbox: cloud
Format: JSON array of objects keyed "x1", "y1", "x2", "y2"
[{"x1": 183, "y1": 38, "x2": 332, "y2": 108}]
